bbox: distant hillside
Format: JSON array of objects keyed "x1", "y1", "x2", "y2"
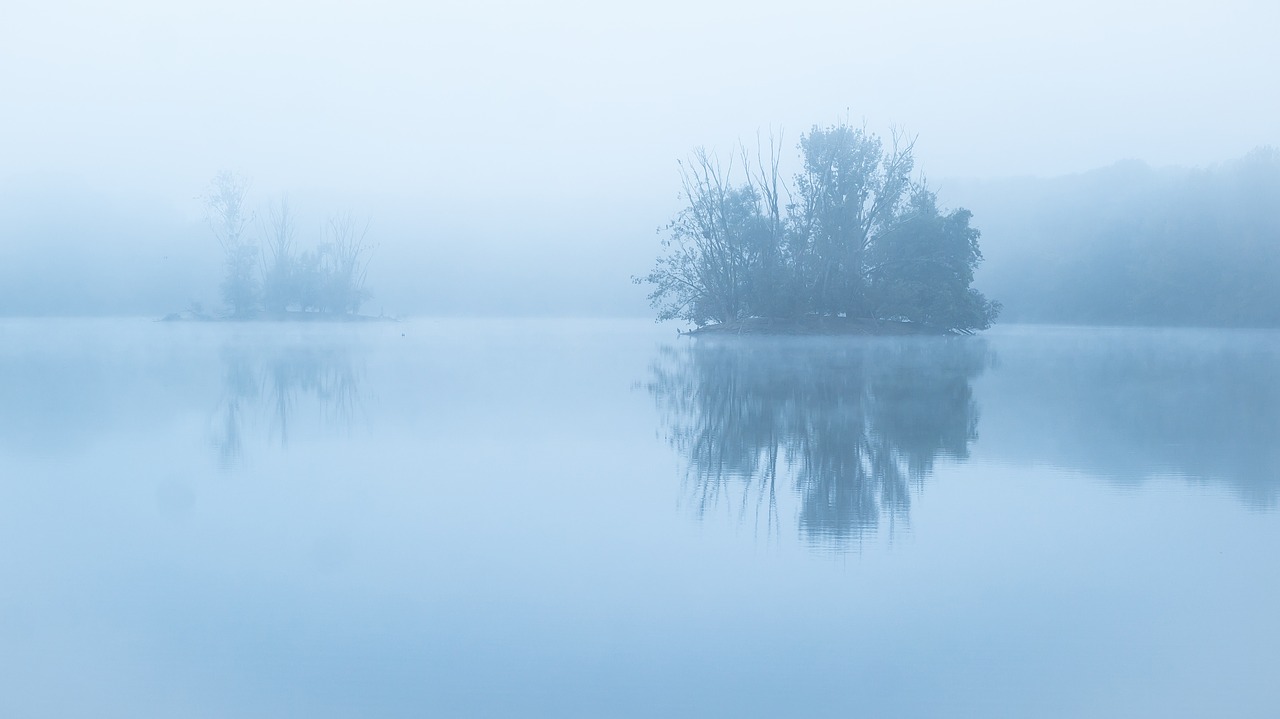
[{"x1": 941, "y1": 148, "x2": 1280, "y2": 327}]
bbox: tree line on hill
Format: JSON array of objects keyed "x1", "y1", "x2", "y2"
[
  {"x1": 949, "y1": 147, "x2": 1280, "y2": 327},
  {"x1": 637, "y1": 122, "x2": 1001, "y2": 333}
]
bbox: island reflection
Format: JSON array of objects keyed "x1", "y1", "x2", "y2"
[
  {"x1": 649, "y1": 336, "x2": 990, "y2": 548},
  {"x1": 212, "y1": 343, "x2": 362, "y2": 468}
]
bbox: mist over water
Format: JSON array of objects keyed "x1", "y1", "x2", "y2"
[
  {"x1": 3, "y1": 318, "x2": 1279, "y2": 716},
  {"x1": 976, "y1": 325, "x2": 1280, "y2": 507},
  {"x1": 4, "y1": 3, "x2": 1278, "y2": 322},
  {"x1": 4, "y1": 0, "x2": 1279, "y2": 714}
]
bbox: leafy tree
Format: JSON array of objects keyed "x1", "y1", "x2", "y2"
[
  {"x1": 636, "y1": 149, "x2": 781, "y2": 325},
  {"x1": 638, "y1": 122, "x2": 1000, "y2": 333},
  {"x1": 789, "y1": 124, "x2": 915, "y2": 317},
  {"x1": 868, "y1": 189, "x2": 1001, "y2": 331}
]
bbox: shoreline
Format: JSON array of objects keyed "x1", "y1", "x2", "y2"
[
  {"x1": 682, "y1": 317, "x2": 957, "y2": 337},
  {"x1": 158, "y1": 311, "x2": 398, "y2": 323}
]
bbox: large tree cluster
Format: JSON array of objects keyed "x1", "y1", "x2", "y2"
[{"x1": 638, "y1": 123, "x2": 1000, "y2": 333}]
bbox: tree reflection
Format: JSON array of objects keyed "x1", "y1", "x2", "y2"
[
  {"x1": 649, "y1": 337, "x2": 989, "y2": 548},
  {"x1": 211, "y1": 344, "x2": 362, "y2": 468}
]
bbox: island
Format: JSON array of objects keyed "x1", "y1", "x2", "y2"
[
  {"x1": 166, "y1": 172, "x2": 385, "y2": 321},
  {"x1": 636, "y1": 121, "x2": 1000, "y2": 335}
]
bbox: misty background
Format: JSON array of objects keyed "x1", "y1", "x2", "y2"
[{"x1": 3, "y1": 0, "x2": 1277, "y2": 320}]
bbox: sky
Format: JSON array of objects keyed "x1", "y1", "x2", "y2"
[{"x1": 2, "y1": 0, "x2": 1278, "y2": 315}]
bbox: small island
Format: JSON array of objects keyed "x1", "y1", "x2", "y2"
[
  {"x1": 637, "y1": 121, "x2": 1000, "y2": 335},
  {"x1": 165, "y1": 172, "x2": 386, "y2": 321}
]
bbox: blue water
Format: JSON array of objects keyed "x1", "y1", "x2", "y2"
[{"x1": 1, "y1": 319, "x2": 1277, "y2": 717}]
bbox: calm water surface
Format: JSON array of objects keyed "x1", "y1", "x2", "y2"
[{"x1": 1, "y1": 319, "x2": 1278, "y2": 717}]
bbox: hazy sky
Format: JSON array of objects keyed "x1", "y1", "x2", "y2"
[
  {"x1": 2, "y1": 0, "x2": 1277, "y2": 314},
  {"x1": 5, "y1": 0, "x2": 1278, "y2": 199}
]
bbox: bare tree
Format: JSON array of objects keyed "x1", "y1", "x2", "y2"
[
  {"x1": 260, "y1": 195, "x2": 298, "y2": 313},
  {"x1": 636, "y1": 139, "x2": 784, "y2": 325},
  {"x1": 199, "y1": 173, "x2": 379, "y2": 318},
  {"x1": 202, "y1": 171, "x2": 258, "y2": 316},
  {"x1": 322, "y1": 213, "x2": 374, "y2": 314}
]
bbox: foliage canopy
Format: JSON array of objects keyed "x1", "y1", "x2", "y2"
[{"x1": 638, "y1": 123, "x2": 1000, "y2": 333}]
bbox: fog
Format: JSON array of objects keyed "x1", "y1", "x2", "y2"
[
  {"x1": 3, "y1": 0, "x2": 1278, "y2": 318},
  {"x1": 8, "y1": 7, "x2": 1280, "y2": 714},
  {"x1": 948, "y1": 148, "x2": 1280, "y2": 326},
  {"x1": 6, "y1": 319, "x2": 1280, "y2": 717}
]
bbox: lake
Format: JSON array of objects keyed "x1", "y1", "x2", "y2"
[{"x1": 2, "y1": 318, "x2": 1278, "y2": 717}]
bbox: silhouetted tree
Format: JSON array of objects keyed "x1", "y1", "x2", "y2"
[
  {"x1": 202, "y1": 171, "x2": 259, "y2": 317},
  {"x1": 638, "y1": 121, "x2": 1000, "y2": 332},
  {"x1": 320, "y1": 213, "x2": 373, "y2": 314},
  {"x1": 788, "y1": 124, "x2": 915, "y2": 317},
  {"x1": 636, "y1": 147, "x2": 783, "y2": 325},
  {"x1": 868, "y1": 189, "x2": 1001, "y2": 331},
  {"x1": 200, "y1": 174, "x2": 376, "y2": 318},
  {"x1": 260, "y1": 196, "x2": 298, "y2": 314}
]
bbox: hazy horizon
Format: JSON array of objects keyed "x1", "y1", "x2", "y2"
[
  {"x1": 3, "y1": 0, "x2": 1278, "y2": 318},
  {"x1": 5, "y1": 5, "x2": 1280, "y2": 712},
  {"x1": 2, "y1": 150, "x2": 1273, "y2": 320}
]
